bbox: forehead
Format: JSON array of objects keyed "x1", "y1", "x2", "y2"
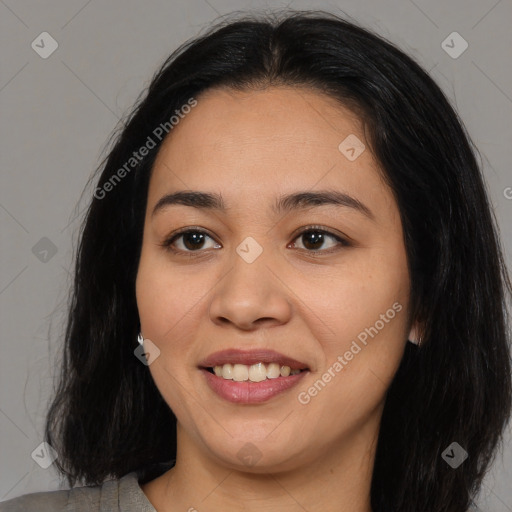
[{"x1": 147, "y1": 86, "x2": 394, "y2": 218}]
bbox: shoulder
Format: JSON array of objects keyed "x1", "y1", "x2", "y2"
[
  {"x1": 0, "y1": 486, "x2": 72, "y2": 512},
  {"x1": 0, "y1": 471, "x2": 154, "y2": 512}
]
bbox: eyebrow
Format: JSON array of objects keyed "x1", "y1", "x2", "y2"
[{"x1": 151, "y1": 189, "x2": 375, "y2": 220}]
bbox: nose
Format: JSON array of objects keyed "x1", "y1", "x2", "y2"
[{"x1": 208, "y1": 248, "x2": 292, "y2": 331}]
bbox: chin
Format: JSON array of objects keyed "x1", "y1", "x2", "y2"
[{"x1": 205, "y1": 434, "x2": 312, "y2": 474}]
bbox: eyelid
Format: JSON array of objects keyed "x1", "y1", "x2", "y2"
[
  {"x1": 160, "y1": 224, "x2": 351, "y2": 255},
  {"x1": 159, "y1": 225, "x2": 219, "y2": 254},
  {"x1": 289, "y1": 224, "x2": 351, "y2": 245},
  {"x1": 288, "y1": 225, "x2": 352, "y2": 255}
]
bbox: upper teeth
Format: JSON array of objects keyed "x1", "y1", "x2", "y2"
[{"x1": 212, "y1": 363, "x2": 302, "y2": 382}]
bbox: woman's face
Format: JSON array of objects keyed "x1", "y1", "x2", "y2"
[{"x1": 136, "y1": 86, "x2": 412, "y2": 472}]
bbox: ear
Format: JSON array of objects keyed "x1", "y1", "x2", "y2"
[{"x1": 408, "y1": 323, "x2": 421, "y2": 346}]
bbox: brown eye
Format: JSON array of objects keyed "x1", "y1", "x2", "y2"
[
  {"x1": 290, "y1": 228, "x2": 348, "y2": 253},
  {"x1": 161, "y1": 225, "x2": 349, "y2": 257},
  {"x1": 179, "y1": 231, "x2": 208, "y2": 251},
  {"x1": 162, "y1": 229, "x2": 221, "y2": 254}
]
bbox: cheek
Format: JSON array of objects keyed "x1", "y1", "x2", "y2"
[
  {"x1": 135, "y1": 251, "x2": 220, "y2": 394},
  {"x1": 301, "y1": 248, "x2": 409, "y2": 345},
  {"x1": 299, "y1": 252, "x2": 410, "y2": 417},
  {"x1": 135, "y1": 253, "x2": 204, "y2": 413},
  {"x1": 136, "y1": 249, "x2": 206, "y2": 339}
]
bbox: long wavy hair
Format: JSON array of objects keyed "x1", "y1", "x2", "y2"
[{"x1": 45, "y1": 10, "x2": 512, "y2": 512}]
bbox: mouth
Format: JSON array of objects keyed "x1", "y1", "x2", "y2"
[
  {"x1": 198, "y1": 348, "x2": 310, "y2": 381},
  {"x1": 201, "y1": 363, "x2": 308, "y2": 382},
  {"x1": 198, "y1": 349, "x2": 310, "y2": 403}
]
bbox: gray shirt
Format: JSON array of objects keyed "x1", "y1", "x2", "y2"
[{"x1": 0, "y1": 471, "x2": 157, "y2": 511}]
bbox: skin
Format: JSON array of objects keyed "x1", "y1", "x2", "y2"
[{"x1": 135, "y1": 85, "x2": 417, "y2": 512}]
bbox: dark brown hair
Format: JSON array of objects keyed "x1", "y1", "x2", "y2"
[{"x1": 45, "y1": 10, "x2": 512, "y2": 512}]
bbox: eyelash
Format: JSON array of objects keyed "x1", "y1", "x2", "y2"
[{"x1": 159, "y1": 225, "x2": 351, "y2": 257}]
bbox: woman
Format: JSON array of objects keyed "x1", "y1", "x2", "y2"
[{"x1": 1, "y1": 10, "x2": 510, "y2": 512}]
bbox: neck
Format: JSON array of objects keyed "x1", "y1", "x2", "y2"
[{"x1": 141, "y1": 418, "x2": 379, "y2": 512}]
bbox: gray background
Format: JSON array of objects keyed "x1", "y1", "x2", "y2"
[{"x1": 1, "y1": 0, "x2": 511, "y2": 509}]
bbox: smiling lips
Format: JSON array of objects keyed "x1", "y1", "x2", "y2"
[
  {"x1": 199, "y1": 348, "x2": 310, "y2": 404},
  {"x1": 212, "y1": 362, "x2": 302, "y2": 382},
  {"x1": 199, "y1": 348, "x2": 309, "y2": 370}
]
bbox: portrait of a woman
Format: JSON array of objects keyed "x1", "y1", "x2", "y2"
[{"x1": 1, "y1": 9, "x2": 511, "y2": 512}]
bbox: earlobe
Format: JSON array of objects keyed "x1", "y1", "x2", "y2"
[{"x1": 408, "y1": 324, "x2": 422, "y2": 346}]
